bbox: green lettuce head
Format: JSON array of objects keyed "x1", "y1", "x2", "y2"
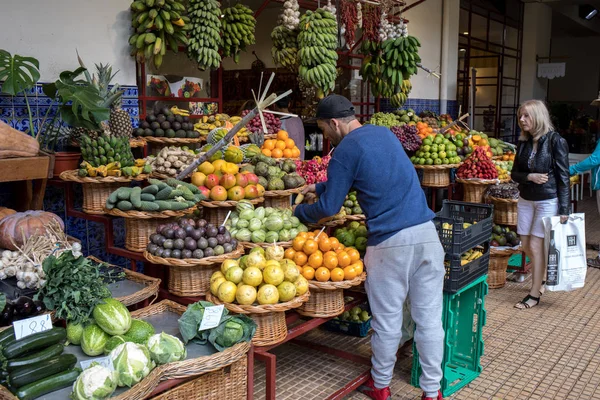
[
  {"x1": 146, "y1": 332, "x2": 187, "y2": 365},
  {"x1": 208, "y1": 315, "x2": 256, "y2": 352},
  {"x1": 109, "y1": 342, "x2": 155, "y2": 387},
  {"x1": 70, "y1": 363, "x2": 118, "y2": 400}
]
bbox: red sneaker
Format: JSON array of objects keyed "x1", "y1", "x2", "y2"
[
  {"x1": 422, "y1": 390, "x2": 443, "y2": 400},
  {"x1": 357, "y1": 377, "x2": 391, "y2": 400}
]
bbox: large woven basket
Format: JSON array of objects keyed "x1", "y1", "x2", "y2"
[
  {"x1": 456, "y1": 178, "x2": 499, "y2": 203},
  {"x1": 414, "y1": 164, "x2": 460, "y2": 188},
  {"x1": 488, "y1": 247, "x2": 520, "y2": 289},
  {"x1": 206, "y1": 291, "x2": 310, "y2": 347},
  {"x1": 297, "y1": 272, "x2": 366, "y2": 318},
  {"x1": 144, "y1": 244, "x2": 245, "y2": 297},
  {"x1": 199, "y1": 198, "x2": 264, "y2": 225},
  {"x1": 489, "y1": 195, "x2": 518, "y2": 226},
  {"x1": 263, "y1": 187, "x2": 304, "y2": 209}
]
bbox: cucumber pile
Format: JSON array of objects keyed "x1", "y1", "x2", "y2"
[
  {"x1": 106, "y1": 179, "x2": 205, "y2": 212},
  {"x1": 0, "y1": 327, "x2": 81, "y2": 400}
]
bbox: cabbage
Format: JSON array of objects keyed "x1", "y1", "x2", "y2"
[
  {"x1": 230, "y1": 217, "x2": 239, "y2": 227},
  {"x1": 208, "y1": 315, "x2": 256, "y2": 352},
  {"x1": 264, "y1": 207, "x2": 276, "y2": 217},
  {"x1": 239, "y1": 209, "x2": 255, "y2": 221},
  {"x1": 282, "y1": 219, "x2": 293, "y2": 230},
  {"x1": 93, "y1": 298, "x2": 132, "y2": 336},
  {"x1": 290, "y1": 216, "x2": 300, "y2": 228},
  {"x1": 236, "y1": 218, "x2": 249, "y2": 229},
  {"x1": 235, "y1": 228, "x2": 252, "y2": 242},
  {"x1": 109, "y1": 342, "x2": 155, "y2": 387},
  {"x1": 146, "y1": 332, "x2": 187, "y2": 365},
  {"x1": 248, "y1": 218, "x2": 263, "y2": 232},
  {"x1": 71, "y1": 363, "x2": 118, "y2": 400},
  {"x1": 278, "y1": 229, "x2": 291, "y2": 242},
  {"x1": 254, "y1": 207, "x2": 266, "y2": 220},
  {"x1": 251, "y1": 230, "x2": 266, "y2": 243},
  {"x1": 282, "y1": 209, "x2": 293, "y2": 218},
  {"x1": 265, "y1": 215, "x2": 284, "y2": 232},
  {"x1": 229, "y1": 228, "x2": 238, "y2": 237},
  {"x1": 297, "y1": 224, "x2": 308, "y2": 232},
  {"x1": 289, "y1": 228, "x2": 299, "y2": 239},
  {"x1": 81, "y1": 324, "x2": 110, "y2": 357},
  {"x1": 265, "y1": 231, "x2": 279, "y2": 243}
]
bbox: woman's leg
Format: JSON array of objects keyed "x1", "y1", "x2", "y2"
[{"x1": 528, "y1": 235, "x2": 545, "y2": 296}]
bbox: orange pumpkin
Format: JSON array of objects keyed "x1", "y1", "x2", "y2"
[
  {"x1": 0, "y1": 211, "x2": 65, "y2": 250},
  {"x1": 0, "y1": 207, "x2": 16, "y2": 221}
]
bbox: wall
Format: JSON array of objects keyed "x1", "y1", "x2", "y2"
[{"x1": 0, "y1": 0, "x2": 136, "y2": 85}]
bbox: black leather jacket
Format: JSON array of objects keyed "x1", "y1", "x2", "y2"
[{"x1": 512, "y1": 131, "x2": 571, "y2": 215}]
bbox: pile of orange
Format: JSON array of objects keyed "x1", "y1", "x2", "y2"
[
  {"x1": 261, "y1": 130, "x2": 301, "y2": 159},
  {"x1": 285, "y1": 230, "x2": 364, "y2": 283},
  {"x1": 416, "y1": 122, "x2": 435, "y2": 139}
]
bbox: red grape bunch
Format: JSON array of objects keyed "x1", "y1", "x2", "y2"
[
  {"x1": 241, "y1": 109, "x2": 282, "y2": 135},
  {"x1": 391, "y1": 125, "x2": 422, "y2": 152}
]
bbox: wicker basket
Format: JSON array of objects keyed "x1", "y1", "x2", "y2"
[
  {"x1": 59, "y1": 170, "x2": 148, "y2": 214},
  {"x1": 263, "y1": 187, "x2": 305, "y2": 209},
  {"x1": 456, "y1": 178, "x2": 499, "y2": 203},
  {"x1": 199, "y1": 198, "x2": 264, "y2": 226},
  {"x1": 206, "y1": 291, "x2": 309, "y2": 347},
  {"x1": 297, "y1": 272, "x2": 367, "y2": 318},
  {"x1": 144, "y1": 136, "x2": 205, "y2": 145},
  {"x1": 130, "y1": 137, "x2": 147, "y2": 148},
  {"x1": 345, "y1": 214, "x2": 366, "y2": 222},
  {"x1": 151, "y1": 357, "x2": 247, "y2": 400},
  {"x1": 488, "y1": 247, "x2": 520, "y2": 289},
  {"x1": 414, "y1": 164, "x2": 460, "y2": 188},
  {"x1": 489, "y1": 195, "x2": 518, "y2": 226},
  {"x1": 239, "y1": 241, "x2": 292, "y2": 250}
]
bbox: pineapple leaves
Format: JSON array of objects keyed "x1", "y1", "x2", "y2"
[
  {"x1": 42, "y1": 67, "x2": 110, "y2": 130},
  {"x1": 0, "y1": 49, "x2": 40, "y2": 96}
]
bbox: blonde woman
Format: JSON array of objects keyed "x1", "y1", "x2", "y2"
[{"x1": 511, "y1": 100, "x2": 570, "y2": 309}]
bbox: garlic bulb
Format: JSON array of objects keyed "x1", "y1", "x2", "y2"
[
  {"x1": 282, "y1": 0, "x2": 300, "y2": 30},
  {"x1": 323, "y1": 0, "x2": 337, "y2": 16},
  {"x1": 379, "y1": 13, "x2": 408, "y2": 41}
]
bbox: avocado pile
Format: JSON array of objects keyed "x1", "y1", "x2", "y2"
[
  {"x1": 490, "y1": 224, "x2": 519, "y2": 247},
  {"x1": 134, "y1": 107, "x2": 200, "y2": 139},
  {"x1": 243, "y1": 154, "x2": 306, "y2": 191}
]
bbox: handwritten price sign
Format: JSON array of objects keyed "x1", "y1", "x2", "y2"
[
  {"x1": 198, "y1": 304, "x2": 224, "y2": 331},
  {"x1": 13, "y1": 314, "x2": 52, "y2": 340},
  {"x1": 80, "y1": 356, "x2": 114, "y2": 371}
]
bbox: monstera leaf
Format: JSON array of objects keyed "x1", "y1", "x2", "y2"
[
  {"x1": 0, "y1": 49, "x2": 40, "y2": 96},
  {"x1": 42, "y1": 67, "x2": 109, "y2": 130}
]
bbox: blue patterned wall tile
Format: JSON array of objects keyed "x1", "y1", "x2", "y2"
[
  {"x1": 72, "y1": 184, "x2": 83, "y2": 210},
  {"x1": 88, "y1": 244, "x2": 107, "y2": 261},
  {"x1": 88, "y1": 221, "x2": 106, "y2": 246},
  {"x1": 135, "y1": 261, "x2": 145, "y2": 274},
  {"x1": 108, "y1": 254, "x2": 130, "y2": 269},
  {"x1": 123, "y1": 87, "x2": 139, "y2": 97},
  {"x1": 43, "y1": 186, "x2": 65, "y2": 214},
  {"x1": 65, "y1": 216, "x2": 88, "y2": 251},
  {"x1": 113, "y1": 218, "x2": 126, "y2": 247}
]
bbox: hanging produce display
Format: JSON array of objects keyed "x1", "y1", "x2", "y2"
[
  {"x1": 298, "y1": 8, "x2": 339, "y2": 97},
  {"x1": 129, "y1": 0, "x2": 190, "y2": 67},
  {"x1": 271, "y1": 0, "x2": 300, "y2": 74},
  {"x1": 221, "y1": 4, "x2": 257, "y2": 63},
  {"x1": 340, "y1": 0, "x2": 358, "y2": 49},
  {"x1": 187, "y1": 0, "x2": 222, "y2": 70}
]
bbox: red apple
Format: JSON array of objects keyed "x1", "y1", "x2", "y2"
[
  {"x1": 235, "y1": 173, "x2": 248, "y2": 188},
  {"x1": 205, "y1": 174, "x2": 220, "y2": 189},
  {"x1": 245, "y1": 185, "x2": 258, "y2": 199},
  {"x1": 220, "y1": 173, "x2": 236, "y2": 190},
  {"x1": 227, "y1": 186, "x2": 245, "y2": 201}
]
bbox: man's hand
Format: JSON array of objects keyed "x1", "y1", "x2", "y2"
[
  {"x1": 560, "y1": 215, "x2": 568, "y2": 224},
  {"x1": 528, "y1": 173, "x2": 548, "y2": 184},
  {"x1": 302, "y1": 184, "x2": 317, "y2": 195}
]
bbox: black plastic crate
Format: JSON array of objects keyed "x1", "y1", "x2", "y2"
[
  {"x1": 434, "y1": 200, "x2": 494, "y2": 256},
  {"x1": 444, "y1": 244, "x2": 490, "y2": 293}
]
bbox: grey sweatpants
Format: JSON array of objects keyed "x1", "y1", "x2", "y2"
[{"x1": 364, "y1": 221, "x2": 445, "y2": 394}]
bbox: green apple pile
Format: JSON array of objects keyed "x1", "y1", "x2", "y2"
[{"x1": 410, "y1": 134, "x2": 463, "y2": 166}]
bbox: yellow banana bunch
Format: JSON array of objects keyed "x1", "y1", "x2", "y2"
[
  {"x1": 170, "y1": 106, "x2": 190, "y2": 116},
  {"x1": 298, "y1": 9, "x2": 338, "y2": 95},
  {"x1": 221, "y1": 4, "x2": 256, "y2": 63}
]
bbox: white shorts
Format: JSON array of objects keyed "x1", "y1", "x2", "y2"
[{"x1": 517, "y1": 197, "x2": 558, "y2": 238}]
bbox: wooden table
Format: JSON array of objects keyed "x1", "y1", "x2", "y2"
[{"x1": 0, "y1": 152, "x2": 54, "y2": 210}]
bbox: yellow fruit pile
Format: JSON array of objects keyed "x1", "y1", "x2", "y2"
[
  {"x1": 197, "y1": 159, "x2": 240, "y2": 176},
  {"x1": 261, "y1": 130, "x2": 301, "y2": 159},
  {"x1": 210, "y1": 246, "x2": 309, "y2": 305},
  {"x1": 286, "y1": 231, "x2": 364, "y2": 283}
]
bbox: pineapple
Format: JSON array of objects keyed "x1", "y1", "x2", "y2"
[{"x1": 109, "y1": 106, "x2": 133, "y2": 138}]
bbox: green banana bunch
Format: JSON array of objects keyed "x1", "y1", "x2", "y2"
[
  {"x1": 297, "y1": 9, "x2": 338, "y2": 96},
  {"x1": 129, "y1": 0, "x2": 190, "y2": 68},
  {"x1": 381, "y1": 35, "x2": 420, "y2": 107},
  {"x1": 271, "y1": 25, "x2": 299, "y2": 72},
  {"x1": 221, "y1": 4, "x2": 256, "y2": 63},
  {"x1": 187, "y1": 0, "x2": 222, "y2": 70},
  {"x1": 359, "y1": 40, "x2": 388, "y2": 97}
]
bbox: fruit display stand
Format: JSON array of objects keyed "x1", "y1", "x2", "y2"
[
  {"x1": 144, "y1": 136, "x2": 206, "y2": 156},
  {"x1": 488, "y1": 246, "x2": 521, "y2": 289},
  {"x1": 239, "y1": 240, "x2": 292, "y2": 250},
  {"x1": 199, "y1": 198, "x2": 264, "y2": 226},
  {"x1": 488, "y1": 195, "x2": 518, "y2": 226},
  {"x1": 206, "y1": 291, "x2": 310, "y2": 347},
  {"x1": 0, "y1": 150, "x2": 54, "y2": 210},
  {"x1": 59, "y1": 170, "x2": 150, "y2": 215},
  {"x1": 414, "y1": 164, "x2": 460, "y2": 188},
  {"x1": 104, "y1": 208, "x2": 194, "y2": 253},
  {"x1": 262, "y1": 186, "x2": 305, "y2": 209},
  {"x1": 297, "y1": 272, "x2": 367, "y2": 318},
  {"x1": 455, "y1": 178, "x2": 503, "y2": 203},
  {"x1": 143, "y1": 243, "x2": 245, "y2": 297}
]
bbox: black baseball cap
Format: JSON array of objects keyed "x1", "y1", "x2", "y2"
[{"x1": 315, "y1": 94, "x2": 355, "y2": 120}]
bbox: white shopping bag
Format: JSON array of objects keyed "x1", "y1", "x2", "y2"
[{"x1": 542, "y1": 213, "x2": 587, "y2": 292}]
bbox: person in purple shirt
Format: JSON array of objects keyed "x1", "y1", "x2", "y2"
[
  {"x1": 294, "y1": 95, "x2": 445, "y2": 400},
  {"x1": 271, "y1": 92, "x2": 305, "y2": 160}
]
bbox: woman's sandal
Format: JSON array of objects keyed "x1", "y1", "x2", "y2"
[
  {"x1": 539, "y1": 281, "x2": 546, "y2": 295},
  {"x1": 515, "y1": 294, "x2": 540, "y2": 309}
]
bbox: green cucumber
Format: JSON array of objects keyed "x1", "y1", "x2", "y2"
[
  {"x1": 130, "y1": 186, "x2": 142, "y2": 208},
  {"x1": 0, "y1": 327, "x2": 15, "y2": 347},
  {"x1": 141, "y1": 193, "x2": 155, "y2": 201},
  {"x1": 2, "y1": 328, "x2": 66, "y2": 359},
  {"x1": 9, "y1": 353, "x2": 76, "y2": 388},
  {"x1": 6, "y1": 343, "x2": 64, "y2": 371},
  {"x1": 142, "y1": 184, "x2": 159, "y2": 195},
  {"x1": 117, "y1": 187, "x2": 133, "y2": 200},
  {"x1": 15, "y1": 368, "x2": 81, "y2": 400}
]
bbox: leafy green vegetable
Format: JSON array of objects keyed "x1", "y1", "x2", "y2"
[
  {"x1": 208, "y1": 315, "x2": 256, "y2": 352},
  {"x1": 146, "y1": 333, "x2": 187, "y2": 365},
  {"x1": 35, "y1": 251, "x2": 123, "y2": 325},
  {"x1": 177, "y1": 301, "x2": 228, "y2": 345}
]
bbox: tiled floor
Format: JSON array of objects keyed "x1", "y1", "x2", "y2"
[{"x1": 252, "y1": 194, "x2": 600, "y2": 400}]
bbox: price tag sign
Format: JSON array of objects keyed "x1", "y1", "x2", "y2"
[
  {"x1": 80, "y1": 356, "x2": 114, "y2": 371},
  {"x1": 13, "y1": 314, "x2": 52, "y2": 340},
  {"x1": 198, "y1": 304, "x2": 225, "y2": 331}
]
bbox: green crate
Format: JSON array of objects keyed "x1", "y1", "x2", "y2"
[
  {"x1": 411, "y1": 274, "x2": 488, "y2": 397},
  {"x1": 508, "y1": 253, "x2": 529, "y2": 268}
]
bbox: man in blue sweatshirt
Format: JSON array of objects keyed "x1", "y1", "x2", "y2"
[{"x1": 294, "y1": 95, "x2": 445, "y2": 400}]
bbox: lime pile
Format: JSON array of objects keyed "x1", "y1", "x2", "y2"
[{"x1": 410, "y1": 133, "x2": 462, "y2": 165}]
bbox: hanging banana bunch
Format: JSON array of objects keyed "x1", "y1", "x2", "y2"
[
  {"x1": 271, "y1": 25, "x2": 299, "y2": 72},
  {"x1": 129, "y1": 0, "x2": 191, "y2": 68},
  {"x1": 297, "y1": 9, "x2": 339, "y2": 97},
  {"x1": 221, "y1": 4, "x2": 256, "y2": 64},
  {"x1": 381, "y1": 35, "x2": 421, "y2": 107},
  {"x1": 187, "y1": 0, "x2": 222, "y2": 70}
]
